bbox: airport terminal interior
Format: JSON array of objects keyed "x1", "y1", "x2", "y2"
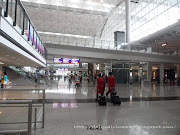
[{"x1": 0, "y1": 0, "x2": 180, "y2": 134}]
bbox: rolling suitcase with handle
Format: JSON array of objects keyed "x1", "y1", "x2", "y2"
[
  {"x1": 111, "y1": 96, "x2": 121, "y2": 105},
  {"x1": 98, "y1": 96, "x2": 106, "y2": 106}
]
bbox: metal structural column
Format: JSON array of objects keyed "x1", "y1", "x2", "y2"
[
  {"x1": 79, "y1": 62, "x2": 82, "y2": 68},
  {"x1": 177, "y1": 64, "x2": 180, "y2": 78},
  {"x1": 160, "y1": 64, "x2": 164, "y2": 85},
  {"x1": 88, "y1": 63, "x2": 94, "y2": 76},
  {"x1": 125, "y1": 0, "x2": 131, "y2": 43},
  {"x1": 0, "y1": 66, "x2": 2, "y2": 75},
  {"x1": 147, "y1": 62, "x2": 152, "y2": 81}
]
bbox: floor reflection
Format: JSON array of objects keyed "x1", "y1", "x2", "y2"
[{"x1": 53, "y1": 103, "x2": 78, "y2": 108}]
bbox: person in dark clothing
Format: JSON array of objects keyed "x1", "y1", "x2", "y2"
[
  {"x1": 80, "y1": 75, "x2": 82, "y2": 83},
  {"x1": 105, "y1": 75, "x2": 108, "y2": 83}
]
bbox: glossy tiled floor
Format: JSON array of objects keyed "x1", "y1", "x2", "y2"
[
  {"x1": 0, "y1": 77, "x2": 180, "y2": 135},
  {"x1": 2, "y1": 77, "x2": 180, "y2": 100},
  {"x1": 32, "y1": 101, "x2": 180, "y2": 135}
]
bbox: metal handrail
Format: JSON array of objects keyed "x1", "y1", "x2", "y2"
[
  {"x1": 0, "y1": 100, "x2": 32, "y2": 135},
  {"x1": 0, "y1": 89, "x2": 45, "y2": 128},
  {"x1": 45, "y1": 38, "x2": 180, "y2": 57},
  {"x1": 0, "y1": 0, "x2": 48, "y2": 59}
]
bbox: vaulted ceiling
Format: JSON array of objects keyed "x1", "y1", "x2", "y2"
[{"x1": 21, "y1": 0, "x2": 123, "y2": 43}]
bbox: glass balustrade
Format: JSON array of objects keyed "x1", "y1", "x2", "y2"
[{"x1": 0, "y1": 0, "x2": 47, "y2": 60}]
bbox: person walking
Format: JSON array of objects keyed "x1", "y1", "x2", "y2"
[
  {"x1": 2, "y1": 71, "x2": 8, "y2": 89},
  {"x1": 102, "y1": 75, "x2": 106, "y2": 95},
  {"x1": 0, "y1": 75, "x2": 3, "y2": 88},
  {"x1": 106, "y1": 72, "x2": 115, "y2": 99},
  {"x1": 96, "y1": 74, "x2": 104, "y2": 101}
]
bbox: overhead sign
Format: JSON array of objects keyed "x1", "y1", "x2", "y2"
[{"x1": 54, "y1": 58, "x2": 80, "y2": 64}]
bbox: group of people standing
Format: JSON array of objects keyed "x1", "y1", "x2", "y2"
[
  {"x1": 96, "y1": 72, "x2": 115, "y2": 100},
  {"x1": 0, "y1": 71, "x2": 8, "y2": 89}
]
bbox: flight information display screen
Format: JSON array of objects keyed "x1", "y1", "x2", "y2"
[{"x1": 54, "y1": 58, "x2": 80, "y2": 63}]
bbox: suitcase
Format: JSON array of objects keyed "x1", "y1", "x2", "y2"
[
  {"x1": 98, "y1": 96, "x2": 106, "y2": 106},
  {"x1": 75, "y1": 80, "x2": 80, "y2": 87},
  {"x1": 111, "y1": 96, "x2": 121, "y2": 105}
]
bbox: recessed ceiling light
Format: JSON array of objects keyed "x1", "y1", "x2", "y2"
[
  {"x1": 0, "y1": 62, "x2": 4, "y2": 64},
  {"x1": 162, "y1": 43, "x2": 167, "y2": 47},
  {"x1": 87, "y1": 1, "x2": 98, "y2": 6},
  {"x1": 70, "y1": 4, "x2": 79, "y2": 8},
  {"x1": 36, "y1": 0, "x2": 47, "y2": 4},
  {"x1": 71, "y1": 0, "x2": 82, "y2": 3}
]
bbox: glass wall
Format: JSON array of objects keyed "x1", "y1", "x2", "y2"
[
  {"x1": 100, "y1": 0, "x2": 180, "y2": 43},
  {"x1": 100, "y1": 1, "x2": 126, "y2": 42},
  {"x1": 112, "y1": 62, "x2": 148, "y2": 84},
  {"x1": 130, "y1": 0, "x2": 180, "y2": 41}
]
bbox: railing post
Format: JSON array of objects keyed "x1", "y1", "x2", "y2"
[
  {"x1": 32, "y1": 26, "x2": 34, "y2": 46},
  {"x1": 42, "y1": 89, "x2": 45, "y2": 128},
  {"x1": 101, "y1": 40, "x2": 102, "y2": 48},
  {"x1": 22, "y1": 9, "x2": 25, "y2": 35},
  {"x1": 177, "y1": 48, "x2": 178, "y2": 56},
  {"x1": 4, "y1": 0, "x2": 9, "y2": 17},
  {"x1": 28, "y1": 101, "x2": 32, "y2": 135},
  {"x1": 84, "y1": 39, "x2": 86, "y2": 47},
  {"x1": 28, "y1": 20, "x2": 30, "y2": 41},
  {"x1": 34, "y1": 108, "x2": 37, "y2": 130},
  {"x1": 13, "y1": 0, "x2": 17, "y2": 26},
  {"x1": 170, "y1": 48, "x2": 172, "y2": 56}
]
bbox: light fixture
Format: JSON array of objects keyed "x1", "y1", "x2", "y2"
[
  {"x1": 38, "y1": 31, "x2": 92, "y2": 39},
  {"x1": 87, "y1": 1, "x2": 98, "y2": 6},
  {"x1": 102, "y1": 4, "x2": 114, "y2": 8},
  {"x1": 71, "y1": 0, "x2": 82, "y2": 3},
  {"x1": 70, "y1": 4, "x2": 79, "y2": 8},
  {"x1": 162, "y1": 43, "x2": 167, "y2": 47},
  {"x1": 35, "y1": 0, "x2": 47, "y2": 4},
  {"x1": 86, "y1": 6, "x2": 94, "y2": 10},
  {"x1": 0, "y1": 62, "x2": 4, "y2": 64},
  {"x1": 52, "y1": 1, "x2": 63, "y2": 6}
]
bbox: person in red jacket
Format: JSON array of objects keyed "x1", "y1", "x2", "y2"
[
  {"x1": 96, "y1": 74, "x2": 104, "y2": 101},
  {"x1": 106, "y1": 72, "x2": 115, "y2": 98}
]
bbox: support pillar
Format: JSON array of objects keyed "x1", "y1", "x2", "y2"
[
  {"x1": 147, "y1": 47, "x2": 152, "y2": 53},
  {"x1": 79, "y1": 62, "x2": 82, "y2": 68},
  {"x1": 125, "y1": 0, "x2": 131, "y2": 43},
  {"x1": 177, "y1": 64, "x2": 180, "y2": 78},
  {"x1": 160, "y1": 64, "x2": 164, "y2": 85},
  {"x1": 88, "y1": 63, "x2": 94, "y2": 76},
  {"x1": 147, "y1": 62, "x2": 152, "y2": 81},
  {"x1": 0, "y1": 66, "x2": 2, "y2": 76}
]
